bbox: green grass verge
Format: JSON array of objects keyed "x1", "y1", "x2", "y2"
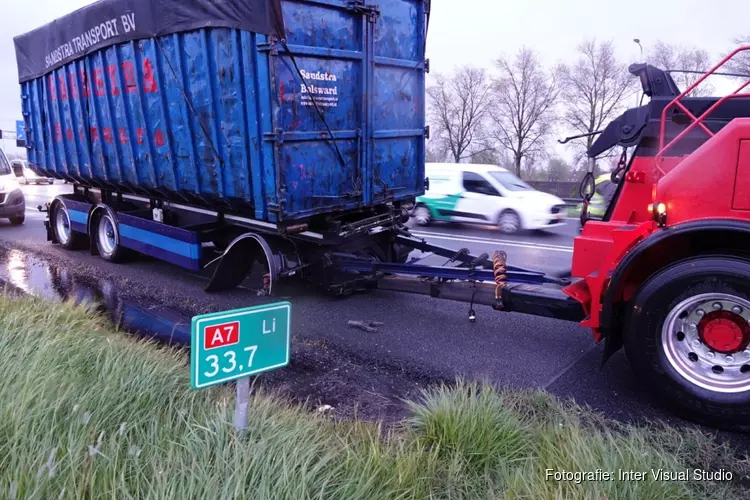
[{"x1": 0, "y1": 294, "x2": 748, "y2": 499}]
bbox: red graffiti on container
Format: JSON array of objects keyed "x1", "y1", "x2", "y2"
[
  {"x1": 108, "y1": 66, "x2": 121, "y2": 96},
  {"x1": 143, "y1": 59, "x2": 158, "y2": 93},
  {"x1": 122, "y1": 62, "x2": 137, "y2": 92},
  {"x1": 58, "y1": 74, "x2": 68, "y2": 100},
  {"x1": 94, "y1": 68, "x2": 106, "y2": 97},
  {"x1": 46, "y1": 59, "x2": 159, "y2": 102},
  {"x1": 68, "y1": 72, "x2": 78, "y2": 99},
  {"x1": 48, "y1": 75, "x2": 57, "y2": 101}
]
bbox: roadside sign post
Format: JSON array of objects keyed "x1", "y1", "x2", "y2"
[
  {"x1": 190, "y1": 302, "x2": 292, "y2": 431},
  {"x1": 235, "y1": 377, "x2": 251, "y2": 431},
  {"x1": 15, "y1": 121, "x2": 26, "y2": 148}
]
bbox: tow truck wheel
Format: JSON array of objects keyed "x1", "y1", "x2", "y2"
[{"x1": 624, "y1": 255, "x2": 750, "y2": 430}]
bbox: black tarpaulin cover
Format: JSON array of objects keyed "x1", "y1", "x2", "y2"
[{"x1": 14, "y1": 0, "x2": 285, "y2": 83}]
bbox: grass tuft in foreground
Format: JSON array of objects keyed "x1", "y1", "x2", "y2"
[{"x1": 0, "y1": 294, "x2": 748, "y2": 499}]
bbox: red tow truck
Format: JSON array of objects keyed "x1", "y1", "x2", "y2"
[
  {"x1": 353, "y1": 47, "x2": 750, "y2": 429},
  {"x1": 561, "y1": 47, "x2": 750, "y2": 429}
]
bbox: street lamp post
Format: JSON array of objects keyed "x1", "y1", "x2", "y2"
[
  {"x1": 633, "y1": 38, "x2": 644, "y2": 61},
  {"x1": 633, "y1": 38, "x2": 645, "y2": 106}
]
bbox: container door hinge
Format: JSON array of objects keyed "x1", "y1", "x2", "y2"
[
  {"x1": 263, "y1": 129, "x2": 285, "y2": 144},
  {"x1": 348, "y1": 2, "x2": 380, "y2": 22},
  {"x1": 257, "y1": 39, "x2": 280, "y2": 55},
  {"x1": 425, "y1": 125, "x2": 430, "y2": 139},
  {"x1": 424, "y1": 58, "x2": 430, "y2": 73}
]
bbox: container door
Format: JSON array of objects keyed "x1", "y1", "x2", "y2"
[
  {"x1": 369, "y1": 0, "x2": 428, "y2": 205},
  {"x1": 270, "y1": 0, "x2": 370, "y2": 220}
]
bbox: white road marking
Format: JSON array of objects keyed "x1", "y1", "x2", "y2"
[{"x1": 411, "y1": 231, "x2": 574, "y2": 253}]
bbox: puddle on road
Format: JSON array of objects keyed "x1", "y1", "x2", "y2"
[
  {"x1": 0, "y1": 248, "x2": 432, "y2": 423},
  {"x1": 0, "y1": 249, "x2": 192, "y2": 345}
]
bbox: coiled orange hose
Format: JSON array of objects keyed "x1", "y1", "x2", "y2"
[{"x1": 492, "y1": 250, "x2": 508, "y2": 302}]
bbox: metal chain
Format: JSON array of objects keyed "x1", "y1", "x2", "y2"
[
  {"x1": 611, "y1": 148, "x2": 628, "y2": 184},
  {"x1": 579, "y1": 158, "x2": 596, "y2": 227}
]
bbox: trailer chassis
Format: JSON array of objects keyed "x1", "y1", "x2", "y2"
[{"x1": 38, "y1": 186, "x2": 584, "y2": 325}]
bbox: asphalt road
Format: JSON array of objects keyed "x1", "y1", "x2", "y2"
[{"x1": 3, "y1": 183, "x2": 746, "y2": 444}]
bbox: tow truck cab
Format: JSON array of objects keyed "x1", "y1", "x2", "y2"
[{"x1": 566, "y1": 49, "x2": 750, "y2": 429}]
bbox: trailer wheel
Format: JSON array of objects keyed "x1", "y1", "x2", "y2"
[
  {"x1": 52, "y1": 201, "x2": 84, "y2": 250},
  {"x1": 624, "y1": 255, "x2": 750, "y2": 430},
  {"x1": 94, "y1": 212, "x2": 127, "y2": 263}
]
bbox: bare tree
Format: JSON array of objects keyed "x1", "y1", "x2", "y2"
[
  {"x1": 488, "y1": 47, "x2": 558, "y2": 178},
  {"x1": 648, "y1": 41, "x2": 714, "y2": 96},
  {"x1": 425, "y1": 142, "x2": 447, "y2": 163},
  {"x1": 469, "y1": 148, "x2": 509, "y2": 167},
  {"x1": 558, "y1": 39, "x2": 638, "y2": 163},
  {"x1": 726, "y1": 36, "x2": 750, "y2": 77},
  {"x1": 426, "y1": 67, "x2": 493, "y2": 163},
  {"x1": 543, "y1": 157, "x2": 573, "y2": 182}
]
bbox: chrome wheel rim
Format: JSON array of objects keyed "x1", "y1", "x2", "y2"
[
  {"x1": 662, "y1": 292, "x2": 750, "y2": 394},
  {"x1": 413, "y1": 206, "x2": 431, "y2": 225},
  {"x1": 98, "y1": 215, "x2": 117, "y2": 255},
  {"x1": 55, "y1": 206, "x2": 71, "y2": 244}
]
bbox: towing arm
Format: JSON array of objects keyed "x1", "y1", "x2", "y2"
[{"x1": 331, "y1": 237, "x2": 584, "y2": 323}]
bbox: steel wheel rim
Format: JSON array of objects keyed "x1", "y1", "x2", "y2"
[
  {"x1": 662, "y1": 292, "x2": 750, "y2": 394},
  {"x1": 499, "y1": 213, "x2": 519, "y2": 233},
  {"x1": 55, "y1": 206, "x2": 71, "y2": 244},
  {"x1": 413, "y1": 206, "x2": 430, "y2": 225},
  {"x1": 98, "y1": 215, "x2": 117, "y2": 255}
]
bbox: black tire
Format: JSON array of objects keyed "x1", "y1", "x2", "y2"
[
  {"x1": 624, "y1": 255, "x2": 750, "y2": 430},
  {"x1": 51, "y1": 201, "x2": 84, "y2": 250},
  {"x1": 94, "y1": 211, "x2": 127, "y2": 263},
  {"x1": 9, "y1": 214, "x2": 24, "y2": 225},
  {"x1": 48, "y1": 179, "x2": 54, "y2": 185},
  {"x1": 497, "y1": 210, "x2": 521, "y2": 234}
]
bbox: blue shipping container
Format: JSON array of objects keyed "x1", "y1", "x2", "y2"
[{"x1": 15, "y1": 0, "x2": 428, "y2": 222}]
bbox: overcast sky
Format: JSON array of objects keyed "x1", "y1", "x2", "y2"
[{"x1": 0, "y1": 0, "x2": 748, "y2": 158}]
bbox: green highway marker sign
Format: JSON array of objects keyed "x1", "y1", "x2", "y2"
[{"x1": 190, "y1": 302, "x2": 291, "y2": 390}]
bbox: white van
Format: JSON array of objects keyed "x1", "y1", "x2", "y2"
[{"x1": 413, "y1": 163, "x2": 567, "y2": 233}]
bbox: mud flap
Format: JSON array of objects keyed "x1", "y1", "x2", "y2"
[
  {"x1": 204, "y1": 233, "x2": 279, "y2": 293},
  {"x1": 205, "y1": 240, "x2": 257, "y2": 293}
]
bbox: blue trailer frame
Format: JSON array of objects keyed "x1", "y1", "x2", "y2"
[{"x1": 39, "y1": 185, "x2": 582, "y2": 324}]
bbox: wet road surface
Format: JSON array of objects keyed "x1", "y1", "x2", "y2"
[{"x1": 2, "y1": 183, "x2": 748, "y2": 447}]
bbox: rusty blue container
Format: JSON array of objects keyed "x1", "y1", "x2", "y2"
[{"x1": 15, "y1": 0, "x2": 428, "y2": 222}]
